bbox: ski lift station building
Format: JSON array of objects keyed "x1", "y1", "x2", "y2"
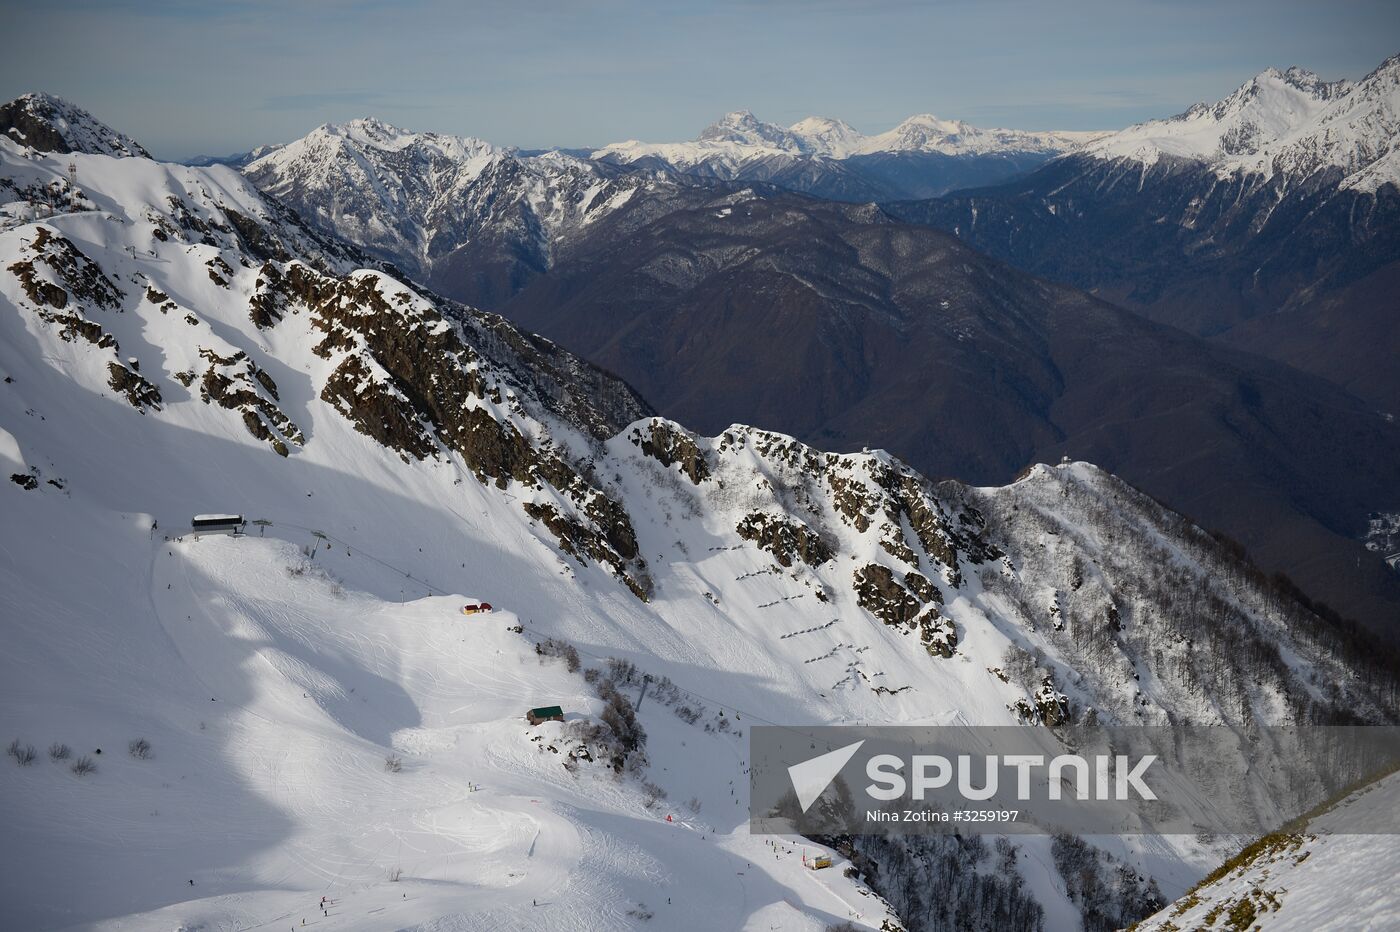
[{"x1": 192, "y1": 514, "x2": 245, "y2": 534}]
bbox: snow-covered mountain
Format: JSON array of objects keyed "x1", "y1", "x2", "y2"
[
  {"x1": 243, "y1": 118, "x2": 668, "y2": 308},
  {"x1": 591, "y1": 109, "x2": 1105, "y2": 202},
  {"x1": 1083, "y1": 55, "x2": 1399, "y2": 191},
  {"x1": 0, "y1": 92, "x2": 149, "y2": 159},
  {"x1": 3, "y1": 99, "x2": 1399, "y2": 931}
]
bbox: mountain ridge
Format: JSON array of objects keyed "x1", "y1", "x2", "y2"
[{"x1": 498, "y1": 185, "x2": 1400, "y2": 633}]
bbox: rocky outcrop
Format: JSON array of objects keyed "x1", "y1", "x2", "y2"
[
  {"x1": 107, "y1": 361, "x2": 161, "y2": 412},
  {"x1": 1010, "y1": 678, "x2": 1071, "y2": 727},
  {"x1": 852, "y1": 564, "x2": 956, "y2": 659},
  {"x1": 7, "y1": 227, "x2": 123, "y2": 311},
  {"x1": 205, "y1": 255, "x2": 234, "y2": 287},
  {"x1": 736, "y1": 512, "x2": 833, "y2": 567},
  {"x1": 630, "y1": 419, "x2": 710, "y2": 484},
  {"x1": 451, "y1": 309, "x2": 653, "y2": 443},
  {"x1": 196, "y1": 348, "x2": 302, "y2": 456},
  {"x1": 525, "y1": 501, "x2": 648, "y2": 601},
  {"x1": 853, "y1": 564, "x2": 923, "y2": 626}
]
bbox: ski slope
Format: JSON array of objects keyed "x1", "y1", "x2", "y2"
[{"x1": 2, "y1": 498, "x2": 896, "y2": 931}]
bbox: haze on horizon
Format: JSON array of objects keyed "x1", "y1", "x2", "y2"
[{"x1": 0, "y1": 0, "x2": 1396, "y2": 160}]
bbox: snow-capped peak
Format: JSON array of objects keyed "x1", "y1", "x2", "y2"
[
  {"x1": 853, "y1": 113, "x2": 1105, "y2": 157},
  {"x1": 1310, "y1": 52, "x2": 1400, "y2": 191},
  {"x1": 891, "y1": 112, "x2": 968, "y2": 135},
  {"x1": 1183, "y1": 65, "x2": 1350, "y2": 145},
  {"x1": 326, "y1": 116, "x2": 418, "y2": 146},
  {"x1": 786, "y1": 116, "x2": 863, "y2": 157},
  {"x1": 696, "y1": 109, "x2": 804, "y2": 150},
  {"x1": 259, "y1": 117, "x2": 503, "y2": 169},
  {"x1": 0, "y1": 92, "x2": 150, "y2": 159},
  {"x1": 332, "y1": 116, "x2": 498, "y2": 157},
  {"x1": 242, "y1": 117, "x2": 508, "y2": 205},
  {"x1": 865, "y1": 113, "x2": 973, "y2": 152}
]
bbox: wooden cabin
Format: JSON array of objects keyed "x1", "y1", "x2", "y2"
[{"x1": 526, "y1": 705, "x2": 564, "y2": 726}]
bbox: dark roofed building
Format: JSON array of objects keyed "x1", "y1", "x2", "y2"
[{"x1": 527, "y1": 705, "x2": 564, "y2": 726}]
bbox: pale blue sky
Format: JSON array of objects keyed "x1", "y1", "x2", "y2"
[{"x1": 2, "y1": 0, "x2": 1396, "y2": 159}]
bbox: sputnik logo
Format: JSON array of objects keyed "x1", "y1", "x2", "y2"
[{"x1": 789, "y1": 740, "x2": 865, "y2": 813}]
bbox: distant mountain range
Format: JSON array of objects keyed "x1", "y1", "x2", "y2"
[
  {"x1": 887, "y1": 55, "x2": 1400, "y2": 415},
  {"x1": 15, "y1": 59, "x2": 1394, "y2": 632},
  {"x1": 235, "y1": 108, "x2": 1106, "y2": 311},
  {"x1": 593, "y1": 109, "x2": 1105, "y2": 201},
  {"x1": 183, "y1": 145, "x2": 281, "y2": 169},
  {"x1": 602, "y1": 109, "x2": 1104, "y2": 161}
]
